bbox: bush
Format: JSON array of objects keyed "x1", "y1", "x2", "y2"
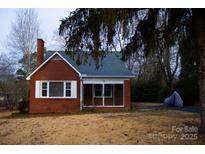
[
  {"x1": 158, "y1": 86, "x2": 172, "y2": 103},
  {"x1": 174, "y1": 79, "x2": 199, "y2": 106},
  {"x1": 131, "y1": 78, "x2": 199, "y2": 105},
  {"x1": 18, "y1": 100, "x2": 29, "y2": 114},
  {"x1": 131, "y1": 79, "x2": 162, "y2": 102},
  {"x1": 131, "y1": 79, "x2": 138, "y2": 101}
]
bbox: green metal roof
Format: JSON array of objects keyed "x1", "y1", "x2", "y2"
[{"x1": 45, "y1": 51, "x2": 134, "y2": 77}]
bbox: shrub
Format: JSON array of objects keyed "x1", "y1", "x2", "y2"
[
  {"x1": 174, "y1": 79, "x2": 199, "y2": 106},
  {"x1": 158, "y1": 86, "x2": 172, "y2": 103},
  {"x1": 131, "y1": 79, "x2": 162, "y2": 102},
  {"x1": 18, "y1": 100, "x2": 29, "y2": 114},
  {"x1": 131, "y1": 79, "x2": 138, "y2": 101},
  {"x1": 131, "y1": 78, "x2": 199, "y2": 105}
]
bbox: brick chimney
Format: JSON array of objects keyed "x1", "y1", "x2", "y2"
[{"x1": 37, "y1": 39, "x2": 44, "y2": 66}]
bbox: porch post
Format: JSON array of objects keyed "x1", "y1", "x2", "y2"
[
  {"x1": 102, "y1": 84, "x2": 105, "y2": 106},
  {"x1": 113, "y1": 84, "x2": 115, "y2": 105},
  {"x1": 80, "y1": 78, "x2": 83, "y2": 110},
  {"x1": 92, "y1": 84, "x2": 94, "y2": 105}
]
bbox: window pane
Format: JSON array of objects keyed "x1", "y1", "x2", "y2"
[
  {"x1": 49, "y1": 82, "x2": 63, "y2": 97},
  {"x1": 42, "y1": 82, "x2": 47, "y2": 89},
  {"x1": 66, "y1": 90, "x2": 71, "y2": 97},
  {"x1": 104, "y1": 84, "x2": 112, "y2": 97},
  {"x1": 66, "y1": 82, "x2": 71, "y2": 89},
  {"x1": 104, "y1": 90, "x2": 111, "y2": 97},
  {"x1": 42, "y1": 90, "x2": 47, "y2": 96},
  {"x1": 95, "y1": 84, "x2": 102, "y2": 97}
]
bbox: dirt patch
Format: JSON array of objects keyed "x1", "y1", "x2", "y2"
[{"x1": 0, "y1": 110, "x2": 205, "y2": 144}]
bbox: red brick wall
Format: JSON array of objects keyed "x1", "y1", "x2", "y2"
[
  {"x1": 37, "y1": 39, "x2": 44, "y2": 66},
  {"x1": 124, "y1": 80, "x2": 131, "y2": 109},
  {"x1": 29, "y1": 59, "x2": 80, "y2": 113}
]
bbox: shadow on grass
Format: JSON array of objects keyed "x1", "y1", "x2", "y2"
[
  {"x1": 0, "y1": 109, "x2": 130, "y2": 119},
  {"x1": 0, "y1": 104, "x2": 199, "y2": 120},
  {"x1": 0, "y1": 111, "x2": 77, "y2": 119}
]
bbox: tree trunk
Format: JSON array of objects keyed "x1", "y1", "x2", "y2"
[{"x1": 193, "y1": 9, "x2": 205, "y2": 132}]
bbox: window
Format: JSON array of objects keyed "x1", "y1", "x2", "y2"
[
  {"x1": 42, "y1": 82, "x2": 47, "y2": 97},
  {"x1": 94, "y1": 84, "x2": 112, "y2": 98},
  {"x1": 65, "y1": 82, "x2": 71, "y2": 97},
  {"x1": 104, "y1": 84, "x2": 112, "y2": 97},
  {"x1": 49, "y1": 82, "x2": 64, "y2": 97},
  {"x1": 94, "y1": 84, "x2": 102, "y2": 97},
  {"x1": 37, "y1": 81, "x2": 76, "y2": 98}
]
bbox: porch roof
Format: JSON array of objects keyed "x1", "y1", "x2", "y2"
[{"x1": 45, "y1": 51, "x2": 134, "y2": 77}]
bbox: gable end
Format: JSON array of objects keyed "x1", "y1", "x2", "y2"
[{"x1": 26, "y1": 52, "x2": 81, "y2": 80}]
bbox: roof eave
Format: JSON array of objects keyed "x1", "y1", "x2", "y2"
[{"x1": 81, "y1": 74, "x2": 135, "y2": 78}]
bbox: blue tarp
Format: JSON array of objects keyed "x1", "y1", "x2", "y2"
[{"x1": 163, "y1": 91, "x2": 184, "y2": 107}]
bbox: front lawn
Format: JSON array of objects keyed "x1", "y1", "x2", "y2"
[{"x1": 0, "y1": 108, "x2": 204, "y2": 144}]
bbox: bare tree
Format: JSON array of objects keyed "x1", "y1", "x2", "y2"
[
  {"x1": 0, "y1": 52, "x2": 15, "y2": 78},
  {"x1": 7, "y1": 9, "x2": 40, "y2": 76},
  {"x1": 0, "y1": 52, "x2": 17, "y2": 109},
  {"x1": 50, "y1": 30, "x2": 66, "y2": 50}
]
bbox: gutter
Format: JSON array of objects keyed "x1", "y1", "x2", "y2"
[{"x1": 81, "y1": 74, "x2": 135, "y2": 78}]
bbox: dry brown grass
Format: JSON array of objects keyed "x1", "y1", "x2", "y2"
[{"x1": 0, "y1": 109, "x2": 205, "y2": 144}]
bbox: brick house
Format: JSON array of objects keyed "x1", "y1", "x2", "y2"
[{"x1": 26, "y1": 39, "x2": 134, "y2": 113}]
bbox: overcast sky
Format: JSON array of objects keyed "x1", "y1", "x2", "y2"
[{"x1": 0, "y1": 8, "x2": 75, "y2": 54}]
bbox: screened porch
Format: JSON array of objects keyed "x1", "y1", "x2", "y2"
[{"x1": 83, "y1": 83, "x2": 124, "y2": 107}]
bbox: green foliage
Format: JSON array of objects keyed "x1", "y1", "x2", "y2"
[
  {"x1": 131, "y1": 79, "x2": 162, "y2": 102},
  {"x1": 158, "y1": 86, "x2": 172, "y2": 103},
  {"x1": 131, "y1": 78, "x2": 199, "y2": 105},
  {"x1": 137, "y1": 9, "x2": 158, "y2": 55},
  {"x1": 18, "y1": 51, "x2": 37, "y2": 76},
  {"x1": 59, "y1": 9, "x2": 143, "y2": 63},
  {"x1": 177, "y1": 28, "x2": 199, "y2": 106},
  {"x1": 179, "y1": 32, "x2": 198, "y2": 81},
  {"x1": 174, "y1": 79, "x2": 199, "y2": 106},
  {"x1": 60, "y1": 8, "x2": 200, "y2": 106},
  {"x1": 59, "y1": 9, "x2": 191, "y2": 62}
]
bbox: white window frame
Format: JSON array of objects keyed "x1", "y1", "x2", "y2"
[
  {"x1": 65, "y1": 82, "x2": 71, "y2": 97},
  {"x1": 94, "y1": 84, "x2": 112, "y2": 98},
  {"x1": 94, "y1": 84, "x2": 103, "y2": 98},
  {"x1": 104, "y1": 84, "x2": 112, "y2": 98},
  {"x1": 41, "y1": 82, "x2": 48, "y2": 97},
  {"x1": 38, "y1": 80, "x2": 76, "y2": 99}
]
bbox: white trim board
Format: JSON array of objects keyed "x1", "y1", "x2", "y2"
[
  {"x1": 83, "y1": 106, "x2": 124, "y2": 108},
  {"x1": 26, "y1": 52, "x2": 81, "y2": 80},
  {"x1": 83, "y1": 79, "x2": 124, "y2": 84},
  {"x1": 82, "y1": 75, "x2": 135, "y2": 78}
]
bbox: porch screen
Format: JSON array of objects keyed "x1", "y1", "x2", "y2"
[
  {"x1": 49, "y1": 82, "x2": 64, "y2": 97},
  {"x1": 114, "y1": 84, "x2": 123, "y2": 105},
  {"x1": 104, "y1": 84, "x2": 113, "y2": 106},
  {"x1": 93, "y1": 84, "x2": 103, "y2": 106},
  {"x1": 83, "y1": 83, "x2": 123, "y2": 106},
  {"x1": 83, "y1": 84, "x2": 93, "y2": 106}
]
